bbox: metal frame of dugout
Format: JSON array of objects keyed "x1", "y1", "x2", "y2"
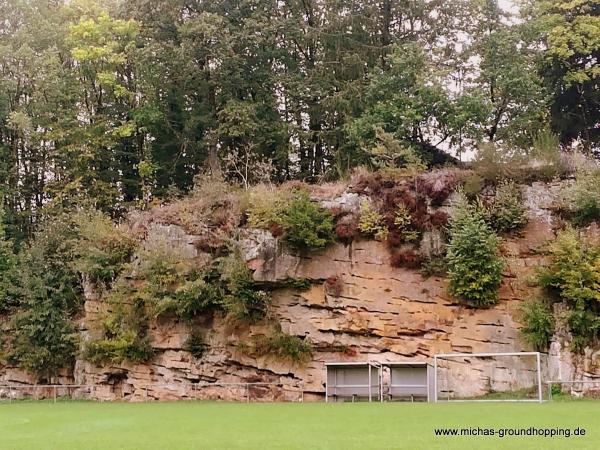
[
  {"x1": 386, "y1": 362, "x2": 435, "y2": 402},
  {"x1": 325, "y1": 362, "x2": 383, "y2": 402}
]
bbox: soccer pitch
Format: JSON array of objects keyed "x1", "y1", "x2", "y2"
[{"x1": 0, "y1": 401, "x2": 597, "y2": 449}]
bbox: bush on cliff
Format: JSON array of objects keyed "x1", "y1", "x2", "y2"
[
  {"x1": 484, "y1": 180, "x2": 528, "y2": 232},
  {"x1": 136, "y1": 244, "x2": 223, "y2": 320},
  {"x1": 358, "y1": 200, "x2": 388, "y2": 241},
  {"x1": 521, "y1": 299, "x2": 554, "y2": 351},
  {"x1": 221, "y1": 253, "x2": 270, "y2": 323},
  {"x1": 86, "y1": 298, "x2": 154, "y2": 365},
  {"x1": 564, "y1": 167, "x2": 600, "y2": 226},
  {"x1": 279, "y1": 191, "x2": 335, "y2": 250},
  {"x1": 246, "y1": 188, "x2": 334, "y2": 250},
  {"x1": 184, "y1": 330, "x2": 208, "y2": 359},
  {"x1": 537, "y1": 227, "x2": 600, "y2": 352},
  {"x1": 243, "y1": 330, "x2": 313, "y2": 364},
  {"x1": 446, "y1": 192, "x2": 503, "y2": 307},
  {"x1": 74, "y1": 210, "x2": 138, "y2": 284}
]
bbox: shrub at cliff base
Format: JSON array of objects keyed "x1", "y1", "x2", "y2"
[
  {"x1": 446, "y1": 193, "x2": 503, "y2": 307},
  {"x1": 6, "y1": 216, "x2": 82, "y2": 378}
]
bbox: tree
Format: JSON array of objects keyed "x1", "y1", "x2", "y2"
[
  {"x1": 533, "y1": 0, "x2": 599, "y2": 151},
  {"x1": 347, "y1": 43, "x2": 470, "y2": 165},
  {"x1": 0, "y1": 206, "x2": 18, "y2": 311},
  {"x1": 7, "y1": 216, "x2": 82, "y2": 378},
  {"x1": 467, "y1": 0, "x2": 549, "y2": 147}
]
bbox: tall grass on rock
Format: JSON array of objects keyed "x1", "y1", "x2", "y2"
[
  {"x1": 446, "y1": 192, "x2": 503, "y2": 307},
  {"x1": 564, "y1": 167, "x2": 600, "y2": 226}
]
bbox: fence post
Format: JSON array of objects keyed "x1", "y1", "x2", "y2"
[
  {"x1": 246, "y1": 384, "x2": 250, "y2": 403},
  {"x1": 54, "y1": 386, "x2": 57, "y2": 404},
  {"x1": 8, "y1": 386, "x2": 12, "y2": 404}
]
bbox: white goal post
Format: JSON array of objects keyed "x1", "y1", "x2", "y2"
[{"x1": 433, "y1": 352, "x2": 543, "y2": 403}]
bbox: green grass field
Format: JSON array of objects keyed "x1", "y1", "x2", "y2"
[{"x1": 0, "y1": 401, "x2": 598, "y2": 449}]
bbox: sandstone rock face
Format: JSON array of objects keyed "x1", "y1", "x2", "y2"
[
  {"x1": 72, "y1": 223, "x2": 553, "y2": 401},
  {"x1": 3, "y1": 180, "x2": 600, "y2": 400}
]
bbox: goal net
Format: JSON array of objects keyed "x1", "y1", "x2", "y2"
[{"x1": 433, "y1": 352, "x2": 543, "y2": 402}]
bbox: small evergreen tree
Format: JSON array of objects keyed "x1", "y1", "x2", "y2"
[
  {"x1": 446, "y1": 193, "x2": 503, "y2": 307},
  {"x1": 280, "y1": 192, "x2": 335, "y2": 250}
]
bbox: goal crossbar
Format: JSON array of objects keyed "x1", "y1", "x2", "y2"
[{"x1": 433, "y1": 351, "x2": 543, "y2": 403}]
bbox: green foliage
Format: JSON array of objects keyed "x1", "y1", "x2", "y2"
[
  {"x1": 358, "y1": 200, "x2": 388, "y2": 241},
  {"x1": 278, "y1": 278, "x2": 312, "y2": 291},
  {"x1": 129, "y1": 244, "x2": 223, "y2": 320},
  {"x1": 9, "y1": 301, "x2": 79, "y2": 377},
  {"x1": 521, "y1": 299, "x2": 554, "y2": 351},
  {"x1": 7, "y1": 216, "x2": 83, "y2": 377},
  {"x1": 164, "y1": 279, "x2": 223, "y2": 320},
  {"x1": 86, "y1": 300, "x2": 153, "y2": 365},
  {"x1": 366, "y1": 129, "x2": 426, "y2": 176},
  {"x1": 538, "y1": 227, "x2": 600, "y2": 308},
  {"x1": 184, "y1": 331, "x2": 207, "y2": 359},
  {"x1": 248, "y1": 330, "x2": 313, "y2": 364},
  {"x1": 347, "y1": 42, "x2": 488, "y2": 165},
  {"x1": 472, "y1": 143, "x2": 526, "y2": 183},
  {"x1": 537, "y1": 227, "x2": 600, "y2": 352},
  {"x1": 463, "y1": 173, "x2": 485, "y2": 198},
  {"x1": 0, "y1": 208, "x2": 18, "y2": 311},
  {"x1": 564, "y1": 168, "x2": 600, "y2": 226},
  {"x1": 247, "y1": 188, "x2": 334, "y2": 251},
  {"x1": 85, "y1": 240, "x2": 224, "y2": 364},
  {"x1": 534, "y1": 0, "x2": 599, "y2": 151},
  {"x1": 86, "y1": 331, "x2": 154, "y2": 365},
  {"x1": 567, "y1": 310, "x2": 600, "y2": 353},
  {"x1": 394, "y1": 203, "x2": 419, "y2": 242},
  {"x1": 550, "y1": 383, "x2": 563, "y2": 397},
  {"x1": 279, "y1": 192, "x2": 335, "y2": 250},
  {"x1": 485, "y1": 181, "x2": 528, "y2": 232},
  {"x1": 74, "y1": 210, "x2": 138, "y2": 284},
  {"x1": 446, "y1": 193, "x2": 503, "y2": 307},
  {"x1": 246, "y1": 185, "x2": 290, "y2": 229},
  {"x1": 221, "y1": 253, "x2": 270, "y2": 323}
]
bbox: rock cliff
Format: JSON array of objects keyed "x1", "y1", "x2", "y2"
[{"x1": 2, "y1": 181, "x2": 599, "y2": 401}]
